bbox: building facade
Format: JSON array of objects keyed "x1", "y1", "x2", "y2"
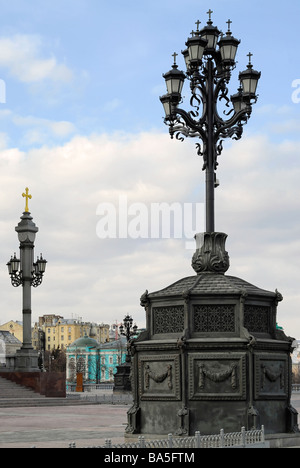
[
  {"x1": 1, "y1": 315, "x2": 111, "y2": 352},
  {"x1": 33, "y1": 315, "x2": 110, "y2": 351},
  {"x1": 66, "y1": 332, "x2": 127, "y2": 388},
  {"x1": 0, "y1": 320, "x2": 23, "y2": 343},
  {"x1": 0, "y1": 331, "x2": 22, "y2": 369}
]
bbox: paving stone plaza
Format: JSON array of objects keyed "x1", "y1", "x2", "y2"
[
  {"x1": 0, "y1": 403, "x2": 128, "y2": 448},
  {"x1": 0, "y1": 395, "x2": 300, "y2": 448}
]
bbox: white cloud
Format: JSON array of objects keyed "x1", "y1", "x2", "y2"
[
  {"x1": 15, "y1": 115, "x2": 76, "y2": 144},
  {"x1": 0, "y1": 34, "x2": 73, "y2": 83},
  {"x1": 0, "y1": 111, "x2": 76, "y2": 146},
  {"x1": 0, "y1": 130, "x2": 299, "y2": 340}
]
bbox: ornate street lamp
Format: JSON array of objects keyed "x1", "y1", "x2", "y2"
[
  {"x1": 160, "y1": 10, "x2": 261, "y2": 236},
  {"x1": 7, "y1": 188, "x2": 47, "y2": 371},
  {"x1": 125, "y1": 12, "x2": 298, "y2": 438},
  {"x1": 119, "y1": 314, "x2": 138, "y2": 363},
  {"x1": 114, "y1": 315, "x2": 138, "y2": 393}
]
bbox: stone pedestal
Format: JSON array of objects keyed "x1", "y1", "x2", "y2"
[
  {"x1": 126, "y1": 233, "x2": 298, "y2": 437},
  {"x1": 15, "y1": 347, "x2": 40, "y2": 373},
  {"x1": 114, "y1": 362, "x2": 132, "y2": 392}
]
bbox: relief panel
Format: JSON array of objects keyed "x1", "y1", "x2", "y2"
[
  {"x1": 138, "y1": 354, "x2": 181, "y2": 401},
  {"x1": 254, "y1": 353, "x2": 288, "y2": 399},
  {"x1": 188, "y1": 353, "x2": 246, "y2": 400}
]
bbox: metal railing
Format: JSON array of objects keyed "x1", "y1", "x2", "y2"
[
  {"x1": 69, "y1": 426, "x2": 267, "y2": 449},
  {"x1": 67, "y1": 383, "x2": 114, "y2": 392},
  {"x1": 66, "y1": 392, "x2": 133, "y2": 404}
]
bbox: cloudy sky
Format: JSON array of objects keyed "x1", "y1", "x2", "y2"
[{"x1": 0, "y1": 0, "x2": 300, "y2": 338}]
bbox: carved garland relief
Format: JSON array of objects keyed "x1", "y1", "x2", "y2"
[
  {"x1": 189, "y1": 353, "x2": 246, "y2": 400},
  {"x1": 254, "y1": 353, "x2": 288, "y2": 399},
  {"x1": 138, "y1": 354, "x2": 181, "y2": 401},
  {"x1": 198, "y1": 363, "x2": 237, "y2": 390},
  {"x1": 144, "y1": 363, "x2": 173, "y2": 390}
]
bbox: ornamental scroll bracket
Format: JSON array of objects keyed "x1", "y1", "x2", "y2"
[
  {"x1": 198, "y1": 363, "x2": 237, "y2": 390},
  {"x1": 144, "y1": 364, "x2": 172, "y2": 390},
  {"x1": 140, "y1": 289, "x2": 150, "y2": 310},
  {"x1": 192, "y1": 232, "x2": 230, "y2": 275}
]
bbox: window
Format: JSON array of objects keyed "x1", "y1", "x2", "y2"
[{"x1": 61, "y1": 335, "x2": 64, "y2": 341}]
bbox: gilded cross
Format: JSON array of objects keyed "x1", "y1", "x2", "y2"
[{"x1": 22, "y1": 187, "x2": 32, "y2": 213}]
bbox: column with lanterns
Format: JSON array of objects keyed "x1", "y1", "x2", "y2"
[{"x1": 7, "y1": 188, "x2": 47, "y2": 372}]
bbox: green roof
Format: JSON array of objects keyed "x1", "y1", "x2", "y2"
[{"x1": 69, "y1": 334, "x2": 99, "y2": 350}]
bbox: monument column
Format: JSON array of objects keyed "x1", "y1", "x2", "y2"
[{"x1": 7, "y1": 188, "x2": 47, "y2": 372}]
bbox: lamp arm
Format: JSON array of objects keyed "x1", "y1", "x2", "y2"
[
  {"x1": 31, "y1": 274, "x2": 43, "y2": 288},
  {"x1": 10, "y1": 272, "x2": 23, "y2": 288},
  {"x1": 214, "y1": 106, "x2": 251, "y2": 142},
  {"x1": 189, "y1": 80, "x2": 207, "y2": 124},
  {"x1": 213, "y1": 77, "x2": 233, "y2": 125},
  {"x1": 174, "y1": 107, "x2": 208, "y2": 142}
]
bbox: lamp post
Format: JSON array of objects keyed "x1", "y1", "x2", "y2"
[
  {"x1": 160, "y1": 10, "x2": 261, "y2": 235},
  {"x1": 119, "y1": 315, "x2": 138, "y2": 363},
  {"x1": 114, "y1": 315, "x2": 137, "y2": 393},
  {"x1": 7, "y1": 188, "x2": 47, "y2": 372}
]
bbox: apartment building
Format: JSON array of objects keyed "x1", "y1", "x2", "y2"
[{"x1": 33, "y1": 315, "x2": 110, "y2": 351}]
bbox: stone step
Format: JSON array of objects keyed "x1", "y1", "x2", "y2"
[
  {"x1": 0, "y1": 398, "x2": 98, "y2": 407},
  {"x1": 0, "y1": 376, "x2": 43, "y2": 399},
  {"x1": 0, "y1": 376, "x2": 101, "y2": 407}
]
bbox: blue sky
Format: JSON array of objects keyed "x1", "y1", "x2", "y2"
[
  {"x1": 0, "y1": 0, "x2": 300, "y2": 340},
  {"x1": 0, "y1": 0, "x2": 299, "y2": 145}
]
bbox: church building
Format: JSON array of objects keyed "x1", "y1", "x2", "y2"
[{"x1": 66, "y1": 326, "x2": 127, "y2": 388}]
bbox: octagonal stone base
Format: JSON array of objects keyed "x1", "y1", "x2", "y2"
[{"x1": 126, "y1": 233, "x2": 298, "y2": 437}]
